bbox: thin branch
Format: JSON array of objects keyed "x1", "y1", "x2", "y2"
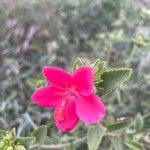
[{"x1": 29, "y1": 137, "x2": 86, "y2": 150}]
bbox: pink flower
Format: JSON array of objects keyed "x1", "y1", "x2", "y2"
[{"x1": 31, "y1": 66, "x2": 106, "y2": 132}]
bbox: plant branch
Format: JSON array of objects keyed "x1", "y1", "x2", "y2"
[{"x1": 29, "y1": 137, "x2": 86, "y2": 150}]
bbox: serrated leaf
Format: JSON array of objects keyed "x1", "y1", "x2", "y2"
[
  {"x1": 32, "y1": 125, "x2": 47, "y2": 144},
  {"x1": 87, "y1": 124, "x2": 106, "y2": 150},
  {"x1": 72, "y1": 58, "x2": 84, "y2": 71},
  {"x1": 15, "y1": 137, "x2": 35, "y2": 149},
  {"x1": 93, "y1": 59, "x2": 107, "y2": 74},
  {"x1": 124, "y1": 139, "x2": 145, "y2": 150},
  {"x1": 97, "y1": 68, "x2": 132, "y2": 96},
  {"x1": 93, "y1": 59, "x2": 107, "y2": 84},
  {"x1": 107, "y1": 119, "x2": 132, "y2": 132},
  {"x1": 134, "y1": 113, "x2": 144, "y2": 131}
]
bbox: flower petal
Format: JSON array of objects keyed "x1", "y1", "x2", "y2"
[
  {"x1": 73, "y1": 66, "x2": 94, "y2": 96},
  {"x1": 42, "y1": 66, "x2": 72, "y2": 88},
  {"x1": 54, "y1": 99, "x2": 79, "y2": 132},
  {"x1": 76, "y1": 94, "x2": 106, "y2": 124},
  {"x1": 31, "y1": 86, "x2": 63, "y2": 108}
]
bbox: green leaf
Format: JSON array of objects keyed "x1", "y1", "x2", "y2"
[
  {"x1": 32, "y1": 125, "x2": 47, "y2": 144},
  {"x1": 72, "y1": 58, "x2": 84, "y2": 71},
  {"x1": 15, "y1": 137, "x2": 35, "y2": 149},
  {"x1": 93, "y1": 59, "x2": 107, "y2": 74},
  {"x1": 93, "y1": 59, "x2": 107, "y2": 84},
  {"x1": 116, "y1": 89, "x2": 122, "y2": 104},
  {"x1": 0, "y1": 129, "x2": 6, "y2": 139},
  {"x1": 132, "y1": 35, "x2": 148, "y2": 47},
  {"x1": 27, "y1": 75, "x2": 44, "y2": 89},
  {"x1": 97, "y1": 68, "x2": 132, "y2": 96},
  {"x1": 10, "y1": 128, "x2": 16, "y2": 138},
  {"x1": 107, "y1": 119, "x2": 132, "y2": 132},
  {"x1": 87, "y1": 124, "x2": 106, "y2": 150},
  {"x1": 134, "y1": 113, "x2": 144, "y2": 131},
  {"x1": 111, "y1": 137, "x2": 123, "y2": 150},
  {"x1": 124, "y1": 139, "x2": 145, "y2": 150}
]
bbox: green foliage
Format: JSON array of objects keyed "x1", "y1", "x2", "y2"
[
  {"x1": 15, "y1": 137, "x2": 35, "y2": 149},
  {"x1": 134, "y1": 113, "x2": 144, "y2": 131},
  {"x1": 32, "y1": 126, "x2": 47, "y2": 144},
  {"x1": 87, "y1": 124, "x2": 106, "y2": 150},
  {"x1": 97, "y1": 68, "x2": 132, "y2": 96},
  {"x1": 0, "y1": 128, "x2": 30, "y2": 150},
  {"x1": 72, "y1": 58, "x2": 132, "y2": 98},
  {"x1": 93, "y1": 59, "x2": 107, "y2": 85},
  {"x1": 0, "y1": 0, "x2": 149, "y2": 149},
  {"x1": 107, "y1": 119, "x2": 132, "y2": 132},
  {"x1": 0, "y1": 130, "x2": 6, "y2": 139},
  {"x1": 111, "y1": 137, "x2": 124, "y2": 150},
  {"x1": 124, "y1": 139, "x2": 145, "y2": 150},
  {"x1": 132, "y1": 35, "x2": 150, "y2": 47},
  {"x1": 27, "y1": 75, "x2": 44, "y2": 89},
  {"x1": 72, "y1": 58, "x2": 85, "y2": 71},
  {"x1": 14, "y1": 145, "x2": 26, "y2": 150}
]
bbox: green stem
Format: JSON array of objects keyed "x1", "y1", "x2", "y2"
[{"x1": 29, "y1": 137, "x2": 86, "y2": 150}]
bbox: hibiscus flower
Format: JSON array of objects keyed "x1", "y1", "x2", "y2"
[{"x1": 31, "y1": 66, "x2": 106, "y2": 132}]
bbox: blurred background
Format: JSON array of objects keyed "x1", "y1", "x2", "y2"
[{"x1": 0, "y1": 0, "x2": 150, "y2": 149}]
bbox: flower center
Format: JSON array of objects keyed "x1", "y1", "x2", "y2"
[{"x1": 67, "y1": 86, "x2": 78, "y2": 98}]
